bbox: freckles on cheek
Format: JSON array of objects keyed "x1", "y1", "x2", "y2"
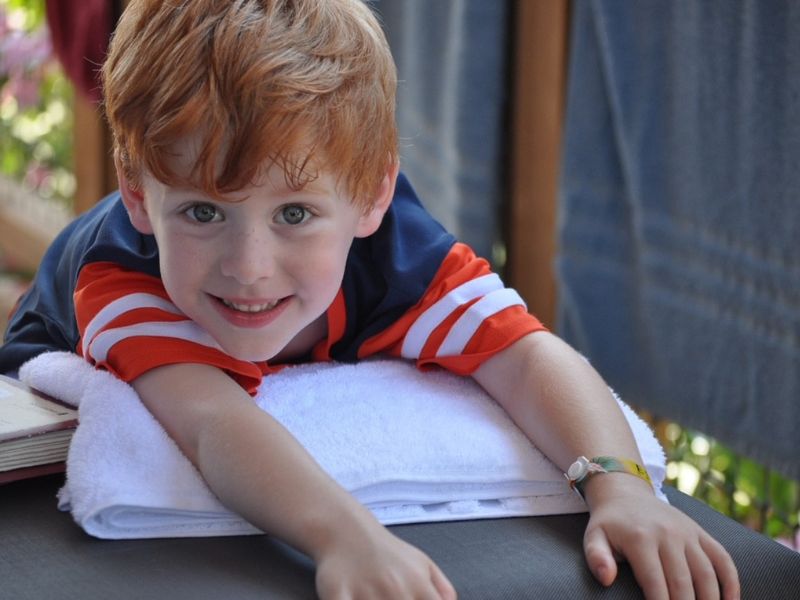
[
  {"x1": 163, "y1": 233, "x2": 210, "y2": 263},
  {"x1": 160, "y1": 244, "x2": 208, "y2": 290}
]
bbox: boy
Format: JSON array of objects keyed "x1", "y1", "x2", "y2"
[{"x1": 1, "y1": 1, "x2": 739, "y2": 598}]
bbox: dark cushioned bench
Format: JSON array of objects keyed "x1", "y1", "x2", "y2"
[{"x1": 3, "y1": 474, "x2": 798, "y2": 599}]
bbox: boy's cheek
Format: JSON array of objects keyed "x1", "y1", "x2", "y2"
[
  {"x1": 285, "y1": 238, "x2": 347, "y2": 272},
  {"x1": 159, "y1": 240, "x2": 214, "y2": 274}
]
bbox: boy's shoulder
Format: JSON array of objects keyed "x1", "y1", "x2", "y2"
[
  {"x1": 0, "y1": 193, "x2": 160, "y2": 371},
  {"x1": 348, "y1": 174, "x2": 455, "y2": 286},
  {"x1": 56, "y1": 191, "x2": 160, "y2": 279},
  {"x1": 334, "y1": 174, "x2": 457, "y2": 360},
  {"x1": 369, "y1": 173, "x2": 455, "y2": 254}
]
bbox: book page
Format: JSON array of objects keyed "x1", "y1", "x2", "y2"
[{"x1": 0, "y1": 376, "x2": 78, "y2": 442}]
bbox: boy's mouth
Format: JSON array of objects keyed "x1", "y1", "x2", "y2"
[{"x1": 210, "y1": 295, "x2": 291, "y2": 329}]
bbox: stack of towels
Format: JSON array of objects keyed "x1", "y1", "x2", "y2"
[{"x1": 19, "y1": 352, "x2": 666, "y2": 539}]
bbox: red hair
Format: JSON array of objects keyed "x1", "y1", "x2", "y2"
[{"x1": 103, "y1": 0, "x2": 398, "y2": 207}]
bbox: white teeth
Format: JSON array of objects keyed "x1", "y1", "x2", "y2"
[{"x1": 221, "y1": 299, "x2": 280, "y2": 312}]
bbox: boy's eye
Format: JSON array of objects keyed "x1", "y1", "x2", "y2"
[
  {"x1": 277, "y1": 205, "x2": 310, "y2": 225},
  {"x1": 186, "y1": 203, "x2": 221, "y2": 223}
]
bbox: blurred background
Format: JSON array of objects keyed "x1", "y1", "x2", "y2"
[{"x1": 1, "y1": 0, "x2": 797, "y2": 549}]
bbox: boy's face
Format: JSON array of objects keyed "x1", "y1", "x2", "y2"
[{"x1": 122, "y1": 158, "x2": 391, "y2": 363}]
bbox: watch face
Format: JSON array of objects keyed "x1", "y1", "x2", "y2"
[{"x1": 568, "y1": 456, "x2": 590, "y2": 480}]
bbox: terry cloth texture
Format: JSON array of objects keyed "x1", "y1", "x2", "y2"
[
  {"x1": 19, "y1": 352, "x2": 666, "y2": 539},
  {"x1": 558, "y1": 0, "x2": 800, "y2": 480}
]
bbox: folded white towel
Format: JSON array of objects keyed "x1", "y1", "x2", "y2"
[{"x1": 19, "y1": 352, "x2": 666, "y2": 539}]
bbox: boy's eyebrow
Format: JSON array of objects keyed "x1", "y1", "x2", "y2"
[
  {"x1": 262, "y1": 172, "x2": 338, "y2": 199},
  {"x1": 161, "y1": 187, "x2": 218, "y2": 200},
  {"x1": 159, "y1": 179, "x2": 337, "y2": 203}
]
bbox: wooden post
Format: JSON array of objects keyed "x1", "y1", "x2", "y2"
[
  {"x1": 506, "y1": 0, "x2": 570, "y2": 329},
  {"x1": 71, "y1": 0, "x2": 127, "y2": 214},
  {"x1": 72, "y1": 92, "x2": 116, "y2": 215}
]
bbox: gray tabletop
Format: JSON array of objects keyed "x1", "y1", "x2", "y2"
[{"x1": 2, "y1": 475, "x2": 798, "y2": 599}]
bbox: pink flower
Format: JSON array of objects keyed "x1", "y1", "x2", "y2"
[
  {"x1": 0, "y1": 13, "x2": 54, "y2": 109},
  {"x1": 0, "y1": 13, "x2": 53, "y2": 75},
  {"x1": 25, "y1": 162, "x2": 52, "y2": 190},
  {"x1": 0, "y1": 7, "x2": 9, "y2": 38},
  {"x1": 2, "y1": 73, "x2": 40, "y2": 108}
]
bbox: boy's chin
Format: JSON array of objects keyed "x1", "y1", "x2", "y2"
[{"x1": 215, "y1": 340, "x2": 283, "y2": 364}]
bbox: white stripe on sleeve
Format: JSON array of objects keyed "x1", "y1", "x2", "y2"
[
  {"x1": 81, "y1": 293, "x2": 185, "y2": 357},
  {"x1": 87, "y1": 320, "x2": 222, "y2": 364},
  {"x1": 435, "y1": 287, "x2": 526, "y2": 357},
  {"x1": 400, "y1": 273, "x2": 504, "y2": 359}
]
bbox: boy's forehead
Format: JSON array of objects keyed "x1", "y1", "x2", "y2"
[
  {"x1": 163, "y1": 134, "x2": 228, "y2": 179},
  {"x1": 153, "y1": 136, "x2": 343, "y2": 198}
]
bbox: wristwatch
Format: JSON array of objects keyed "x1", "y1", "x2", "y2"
[{"x1": 565, "y1": 455, "x2": 652, "y2": 498}]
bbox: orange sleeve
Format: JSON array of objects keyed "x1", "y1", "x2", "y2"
[
  {"x1": 357, "y1": 243, "x2": 547, "y2": 375},
  {"x1": 75, "y1": 261, "x2": 264, "y2": 394}
]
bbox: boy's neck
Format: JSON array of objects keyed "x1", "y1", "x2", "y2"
[{"x1": 271, "y1": 314, "x2": 328, "y2": 364}]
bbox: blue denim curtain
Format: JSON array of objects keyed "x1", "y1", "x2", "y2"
[
  {"x1": 558, "y1": 0, "x2": 800, "y2": 479},
  {"x1": 373, "y1": 0, "x2": 510, "y2": 262}
]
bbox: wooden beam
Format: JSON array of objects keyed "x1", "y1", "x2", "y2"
[
  {"x1": 72, "y1": 92, "x2": 116, "y2": 215},
  {"x1": 70, "y1": 0, "x2": 125, "y2": 214},
  {"x1": 0, "y1": 176, "x2": 71, "y2": 273},
  {"x1": 0, "y1": 274, "x2": 28, "y2": 333},
  {"x1": 506, "y1": 0, "x2": 570, "y2": 329}
]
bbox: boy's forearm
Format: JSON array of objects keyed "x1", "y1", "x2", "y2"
[
  {"x1": 473, "y1": 331, "x2": 648, "y2": 492},
  {"x1": 132, "y1": 363, "x2": 381, "y2": 560}
]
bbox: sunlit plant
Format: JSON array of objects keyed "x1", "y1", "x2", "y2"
[
  {"x1": 665, "y1": 429, "x2": 799, "y2": 550},
  {"x1": 0, "y1": 0, "x2": 74, "y2": 204}
]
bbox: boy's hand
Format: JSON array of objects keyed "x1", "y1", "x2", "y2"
[
  {"x1": 314, "y1": 521, "x2": 456, "y2": 600},
  {"x1": 473, "y1": 333, "x2": 741, "y2": 599},
  {"x1": 134, "y1": 363, "x2": 455, "y2": 600},
  {"x1": 582, "y1": 477, "x2": 740, "y2": 600}
]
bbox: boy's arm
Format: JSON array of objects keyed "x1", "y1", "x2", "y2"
[
  {"x1": 132, "y1": 362, "x2": 455, "y2": 600},
  {"x1": 473, "y1": 331, "x2": 740, "y2": 600}
]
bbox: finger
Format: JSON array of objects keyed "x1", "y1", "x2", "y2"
[
  {"x1": 583, "y1": 526, "x2": 618, "y2": 586},
  {"x1": 621, "y1": 533, "x2": 670, "y2": 600},
  {"x1": 429, "y1": 563, "x2": 457, "y2": 599},
  {"x1": 315, "y1": 571, "x2": 348, "y2": 600},
  {"x1": 686, "y1": 543, "x2": 720, "y2": 600},
  {"x1": 700, "y1": 535, "x2": 740, "y2": 600},
  {"x1": 419, "y1": 584, "x2": 446, "y2": 600},
  {"x1": 320, "y1": 582, "x2": 350, "y2": 600},
  {"x1": 659, "y1": 540, "x2": 696, "y2": 600}
]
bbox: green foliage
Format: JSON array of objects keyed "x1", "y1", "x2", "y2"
[
  {"x1": 0, "y1": 0, "x2": 75, "y2": 205},
  {"x1": 665, "y1": 427, "x2": 799, "y2": 547},
  {"x1": 2, "y1": 0, "x2": 45, "y2": 30}
]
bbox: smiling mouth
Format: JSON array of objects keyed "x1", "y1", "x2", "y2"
[{"x1": 219, "y1": 298, "x2": 284, "y2": 313}]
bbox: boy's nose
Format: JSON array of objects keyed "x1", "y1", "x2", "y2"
[{"x1": 219, "y1": 226, "x2": 276, "y2": 285}]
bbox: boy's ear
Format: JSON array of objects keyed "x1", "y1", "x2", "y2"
[
  {"x1": 355, "y1": 162, "x2": 399, "y2": 238},
  {"x1": 117, "y1": 170, "x2": 154, "y2": 235}
]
